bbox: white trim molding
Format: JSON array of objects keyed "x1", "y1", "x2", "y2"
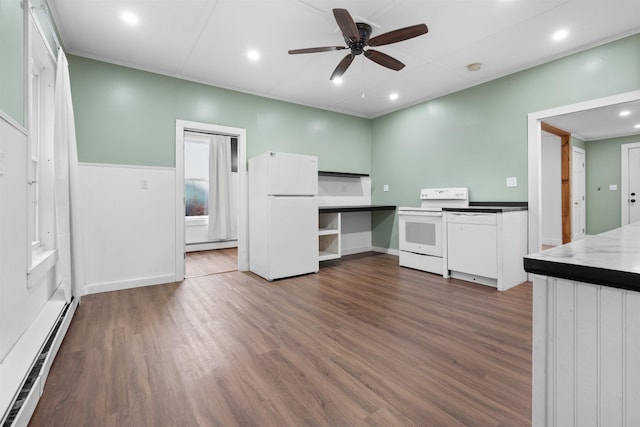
[
  {"x1": 175, "y1": 120, "x2": 248, "y2": 280},
  {"x1": 528, "y1": 90, "x2": 640, "y2": 256}
]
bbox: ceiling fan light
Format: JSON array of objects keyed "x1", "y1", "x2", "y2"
[
  {"x1": 332, "y1": 77, "x2": 343, "y2": 85},
  {"x1": 619, "y1": 110, "x2": 631, "y2": 117},
  {"x1": 389, "y1": 92, "x2": 399, "y2": 101}
]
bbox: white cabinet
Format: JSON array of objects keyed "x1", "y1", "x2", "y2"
[
  {"x1": 447, "y1": 213, "x2": 497, "y2": 279},
  {"x1": 318, "y1": 212, "x2": 341, "y2": 261},
  {"x1": 444, "y1": 210, "x2": 527, "y2": 291}
]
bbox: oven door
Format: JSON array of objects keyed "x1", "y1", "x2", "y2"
[{"x1": 398, "y1": 211, "x2": 443, "y2": 257}]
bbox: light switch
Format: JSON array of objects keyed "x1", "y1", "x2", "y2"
[
  {"x1": 506, "y1": 177, "x2": 517, "y2": 188},
  {"x1": 140, "y1": 179, "x2": 148, "y2": 189},
  {"x1": 383, "y1": 184, "x2": 389, "y2": 192},
  {"x1": 609, "y1": 184, "x2": 618, "y2": 191}
]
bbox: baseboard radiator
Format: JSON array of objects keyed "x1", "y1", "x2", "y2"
[{"x1": 1, "y1": 298, "x2": 75, "y2": 427}]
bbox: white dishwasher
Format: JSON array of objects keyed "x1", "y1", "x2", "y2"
[{"x1": 446, "y1": 211, "x2": 498, "y2": 285}]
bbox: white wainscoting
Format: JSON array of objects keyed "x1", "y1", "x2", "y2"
[
  {"x1": 533, "y1": 275, "x2": 640, "y2": 427},
  {"x1": 79, "y1": 164, "x2": 176, "y2": 294}
]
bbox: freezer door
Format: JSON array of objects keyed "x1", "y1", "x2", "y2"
[
  {"x1": 266, "y1": 196, "x2": 319, "y2": 279},
  {"x1": 267, "y1": 152, "x2": 318, "y2": 196}
]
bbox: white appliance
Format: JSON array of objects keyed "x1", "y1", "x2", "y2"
[
  {"x1": 249, "y1": 152, "x2": 319, "y2": 281},
  {"x1": 398, "y1": 188, "x2": 468, "y2": 275}
]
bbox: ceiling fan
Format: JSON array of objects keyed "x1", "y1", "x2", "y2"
[{"x1": 288, "y1": 8, "x2": 428, "y2": 80}]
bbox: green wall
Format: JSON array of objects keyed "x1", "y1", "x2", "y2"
[
  {"x1": 68, "y1": 56, "x2": 371, "y2": 173},
  {"x1": 585, "y1": 134, "x2": 640, "y2": 235},
  {"x1": 0, "y1": 0, "x2": 24, "y2": 125},
  {"x1": 371, "y1": 34, "x2": 640, "y2": 250}
]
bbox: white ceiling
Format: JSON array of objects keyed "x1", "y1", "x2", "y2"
[
  {"x1": 48, "y1": 0, "x2": 640, "y2": 119},
  {"x1": 544, "y1": 100, "x2": 640, "y2": 141}
]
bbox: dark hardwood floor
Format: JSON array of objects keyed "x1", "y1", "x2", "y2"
[{"x1": 29, "y1": 253, "x2": 532, "y2": 426}]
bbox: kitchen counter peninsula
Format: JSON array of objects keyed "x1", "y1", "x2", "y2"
[
  {"x1": 319, "y1": 205, "x2": 396, "y2": 213},
  {"x1": 525, "y1": 221, "x2": 640, "y2": 426}
]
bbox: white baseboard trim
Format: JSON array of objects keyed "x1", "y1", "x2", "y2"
[
  {"x1": 186, "y1": 240, "x2": 238, "y2": 252},
  {"x1": 86, "y1": 274, "x2": 177, "y2": 295},
  {"x1": 341, "y1": 246, "x2": 373, "y2": 256},
  {"x1": 1, "y1": 293, "x2": 77, "y2": 427},
  {"x1": 372, "y1": 246, "x2": 399, "y2": 256}
]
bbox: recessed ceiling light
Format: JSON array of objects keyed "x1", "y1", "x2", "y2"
[
  {"x1": 619, "y1": 110, "x2": 631, "y2": 117},
  {"x1": 634, "y1": 124, "x2": 640, "y2": 129},
  {"x1": 247, "y1": 50, "x2": 260, "y2": 61},
  {"x1": 389, "y1": 92, "x2": 399, "y2": 101},
  {"x1": 466, "y1": 62, "x2": 482, "y2": 72},
  {"x1": 552, "y1": 29, "x2": 569, "y2": 41},
  {"x1": 332, "y1": 77, "x2": 343, "y2": 85},
  {"x1": 121, "y1": 11, "x2": 139, "y2": 26}
]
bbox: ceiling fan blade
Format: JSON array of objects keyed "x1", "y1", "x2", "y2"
[
  {"x1": 288, "y1": 46, "x2": 347, "y2": 54},
  {"x1": 333, "y1": 8, "x2": 360, "y2": 41},
  {"x1": 364, "y1": 50, "x2": 405, "y2": 71},
  {"x1": 367, "y1": 24, "x2": 428, "y2": 47},
  {"x1": 330, "y1": 54, "x2": 355, "y2": 80}
]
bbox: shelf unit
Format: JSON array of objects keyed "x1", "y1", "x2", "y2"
[{"x1": 318, "y1": 212, "x2": 341, "y2": 261}]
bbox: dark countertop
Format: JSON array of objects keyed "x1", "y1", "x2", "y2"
[
  {"x1": 443, "y1": 206, "x2": 528, "y2": 213},
  {"x1": 319, "y1": 205, "x2": 396, "y2": 213},
  {"x1": 524, "y1": 221, "x2": 640, "y2": 292}
]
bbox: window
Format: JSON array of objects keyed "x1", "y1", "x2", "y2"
[
  {"x1": 27, "y1": 15, "x2": 56, "y2": 285},
  {"x1": 184, "y1": 134, "x2": 210, "y2": 217}
]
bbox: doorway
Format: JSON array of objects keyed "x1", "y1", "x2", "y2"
[
  {"x1": 175, "y1": 120, "x2": 248, "y2": 281},
  {"x1": 541, "y1": 122, "x2": 572, "y2": 244}
]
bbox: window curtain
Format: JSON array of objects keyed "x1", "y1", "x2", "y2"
[
  {"x1": 208, "y1": 134, "x2": 234, "y2": 240},
  {"x1": 53, "y1": 49, "x2": 86, "y2": 300}
]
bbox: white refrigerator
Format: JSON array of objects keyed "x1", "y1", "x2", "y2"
[{"x1": 249, "y1": 152, "x2": 319, "y2": 281}]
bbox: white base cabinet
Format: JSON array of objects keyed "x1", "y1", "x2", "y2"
[{"x1": 444, "y1": 210, "x2": 527, "y2": 291}]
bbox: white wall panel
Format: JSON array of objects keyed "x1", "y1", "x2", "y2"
[
  {"x1": 79, "y1": 164, "x2": 176, "y2": 294},
  {"x1": 340, "y1": 211, "x2": 372, "y2": 255},
  {"x1": 0, "y1": 118, "x2": 29, "y2": 360},
  {"x1": 533, "y1": 276, "x2": 640, "y2": 427}
]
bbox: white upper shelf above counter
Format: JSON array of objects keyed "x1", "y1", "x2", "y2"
[{"x1": 318, "y1": 171, "x2": 371, "y2": 207}]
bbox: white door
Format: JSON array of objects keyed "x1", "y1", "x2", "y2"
[
  {"x1": 572, "y1": 147, "x2": 586, "y2": 240},
  {"x1": 622, "y1": 143, "x2": 640, "y2": 225}
]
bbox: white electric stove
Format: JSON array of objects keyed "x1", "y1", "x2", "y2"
[{"x1": 398, "y1": 188, "x2": 468, "y2": 275}]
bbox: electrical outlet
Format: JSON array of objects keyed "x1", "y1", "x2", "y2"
[
  {"x1": 609, "y1": 184, "x2": 617, "y2": 191},
  {"x1": 506, "y1": 177, "x2": 517, "y2": 188},
  {"x1": 383, "y1": 184, "x2": 389, "y2": 192}
]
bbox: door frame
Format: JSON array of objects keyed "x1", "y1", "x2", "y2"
[
  {"x1": 541, "y1": 122, "x2": 572, "y2": 244},
  {"x1": 571, "y1": 146, "x2": 586, "y2": 240},
  {"x1": 528, "y1": 90, "x2": 640, "y2": 255},
  {"x1": 621, "y1": 142, "x2": 640, "y2": 226},
  {"x1": 175, "y1": 120, "x2": 248, "y2": 281}
]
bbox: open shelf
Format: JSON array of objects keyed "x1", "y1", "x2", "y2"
[{"x1": 318, "y1": 212, "x2": 341, "y2": 261}]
